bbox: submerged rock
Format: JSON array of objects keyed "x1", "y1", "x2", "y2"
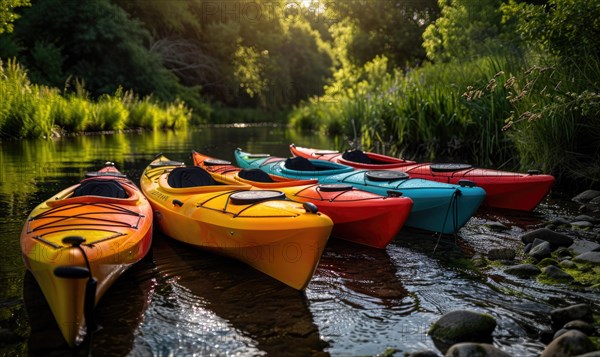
[
  {"x1": 444, "y1": 342, "x2": 510, "y2": 357},
  {"x1": 520, "y1": 228, "x2": 574, "y2": 248},
  {"x1": 484, "y1": 221, "x2": 509, "y2": 231},
  {"x1": 429, "y1": 310, "x2": 497, "y2": 348},
  {"x1": 487, "y1": 248, "x2": 516, "y2": 261},
  {"x1": 540, "y1": 330, "x2": 595, "y2": 357},
  {"x1": 505, "y1": 264, "x2": 541, "y2": 278},
  {"x1": 551, "y1": 304, "x2": 593, "y2": 327}
]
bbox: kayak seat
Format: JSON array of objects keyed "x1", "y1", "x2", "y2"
[
  {"x1": 73, "y1": 179, "x2": 128, "y2": 198},
  {"x1": 168, "y1": 167, "x2": 216, "y2": 188},
  {"x1": 239, "y1": 169, "x2": 274, "y2": 183},
  {"x1": 285, "y1": 156, "x2": 316, "y2": 171},
  {"x1": 342, "y1": 150, "x2": 372, "y2": 164}
]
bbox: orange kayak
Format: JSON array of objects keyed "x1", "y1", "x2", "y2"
[
  {"x1": 20, "y1": 163, "x2": 153, "y2": 347},
  {"x1": 141, "y1": 155, "x2": 333, "y2": 290},
  {"x1": 193, "y1": 151, "x2": 413, "y2": 248},
  {"x1": 290, "y1": 144, "x2": 555, "y2": 211}
]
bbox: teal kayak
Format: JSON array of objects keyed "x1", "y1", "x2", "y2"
[{"x1": 235, "y1": 149, "x2": 486, "y2": 234}]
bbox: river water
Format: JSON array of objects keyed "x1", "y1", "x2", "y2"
[{"x1": 0, "y1": 126, "x2": 597, "y2": 356}]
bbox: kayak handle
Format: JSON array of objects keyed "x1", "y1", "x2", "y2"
[
  {"x1": 303, "y1": 202, "x2": 318, "y2": 214},
  {"x1": 173, "y1": 199, "x2": 184, "y2": 207}
]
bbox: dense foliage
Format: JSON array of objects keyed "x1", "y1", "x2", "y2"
[
  {"x1": 0, "y1": 58, "x2": 190, "y2": 138},
  {"x1": 0, "y1": 0, "x2": 598, "y2": 186}
]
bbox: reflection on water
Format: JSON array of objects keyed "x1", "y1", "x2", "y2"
[
  {"x1": 132, "y1": 233, "x2": 327, "y2": 356},
  {"x1": 0, "y1": 126, "x2": 598, "y2": 356}
]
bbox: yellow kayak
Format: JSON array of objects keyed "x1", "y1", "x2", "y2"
[
  {"x1": 140, "y1": 155, "x2": 333, "y2": 290},
  {"x1": 20, "y1": 163, "x2": 153, "y2": 347}
]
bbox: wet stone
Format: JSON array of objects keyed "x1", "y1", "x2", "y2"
[
  {"x1": 542, "y1": 265, "x2": 574, "y2": 282},
  {"x1": 555, "y1": 247, "x2": 573, "y2": 258},
  {"x1": 0, "y1": 328, "x2": 20, "y2": 344},
  {"x1": 429, "y1": 310, "x2": 497, "y2": 346},
  {"x1": 573, "y1": 190, "x2": 600, "y2": 204},
  {"x1": 529, "y1": 241, "x2": 552, "y2": 260},
  {"x1": 520, "y1": 228, "x2": 574, "y2": 248},
  {"x1": 563, "y1": 320, "x2": 597, "y2": 336},
  {"x1": 484, "y1": 221, "x2": 509, "y2": 231},
  {"x1": 569, "y1": 240, "x2": 600, "y2": 255},
  {"x1": 575, "y1": 352, "x2": 600, "y2": 357},
  {"x1": 552, "y1": 217, "x2": 573, "y2": 226},
  {"x1": 573, "y1": 252, "x2": 600, "y2": 265},
  {"x1": 551, "y1": 304, "x2": 593, "y2": 327},
  {"x1": 554, "y1": 328, "x2": 569, "y2": 340},
  {"x1": 444, "y1": 343, "x2": 511, "y2": 357},
  {"x1": 575, "y1": 215, "x2": 598, "y2": 223},
  {"x1": 571, "y1": 221, "x2": 594, "y2": 229},
  {"x1": 487, "y1": 248, "x2": 516, "y2": 261},
  {"x1": 505, "y1": 264, "x2": 541, "y2": 278},
  {"x1": 540, "y1": 330, "x2": 595, "y2": 357},
  {"x1": 408, "y1": 350, "x2": 441, "y2": 357},
  {"x1": 524, "y1": 243, "x2": 533, "y2": 254},
  {"x1": 559, "y1": 260, "x2": 577, "y2": 269}
]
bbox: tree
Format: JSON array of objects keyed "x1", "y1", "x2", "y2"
[
  {"x1": 422, "y1": 0, "x2": 515, "y2": 62},
  {"x1": 0, "y1": 0, "x2": 30, "y2": 34}
]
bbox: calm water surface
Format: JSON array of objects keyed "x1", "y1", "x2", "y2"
[{"x1": 0, "y1": 126, "x2": 597, "y2": 356}]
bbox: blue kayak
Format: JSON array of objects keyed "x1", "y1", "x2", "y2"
[{"x1": 235, "y1": 149, "x2": 486, "y2": 234}]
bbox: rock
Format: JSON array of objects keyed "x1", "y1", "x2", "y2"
[
  {"x1": 485, "y1": 221, "x2": 509, "y2": 231},
  {"x1": 529, "y1": 241, "x2": 552, "y2": 260},
  {"x1": 429, "y1": 310, "x2": 497, "y2": 346},
  {"x1": 538, "y1": 258, "x2": 559, "y2": 267},
  {"x1": 551, "y1": 304, "x2": 593, "y2": 327},
  {"x1": 573, "y1": 190, "x2": 600, "y2": 204},
  {"x1": 0, "y1": 328, "x2": 20, "y2": 344},
  {"x1": 575, "y1": 215, "x2": 598, "y2": 223},
  {"x1": 559, "y1": 260, "x2": 577, "y2": 269},
  {"x1": 505, "y1": 264, "x2": 541, "y2": 278},
  {"x1": 540, "y1": 330, "x2": 595, "y2": 357},
  {"x1": 524, "y1": 243, "x2": 533, "y2": 254},
  {"x1": 444, "y1": 343, "x2": 511, "y2": 357},
  {"x1": 533, "y1": 238, "x2": 547, "y2": 248},
  {"x1": 570, "y1": 241, "x2": 600, "y2": 255},
  {"x1": 574, "y1": 252, "x2": 600, "y2": 265},
  {"x1": 571, "y1": 221, "x2": 594, "y2": 229},
  {"x1": 542, "y1": 265, "x2": 574, "y2": 282},
  {"x1": 555, "y1": 247, "x2": 573, "y2": 258},
  {"x1": 409, "y1": 350, "x2": 441, "y2": 357},
  {"x1": 540, "y1": 328, "x2": 555, "y2": 344},
  {"x1": 563, "y1": 320, "x2": 597, "y2": 336},
  {"x1": 520, "y1": 228, "x2": 574, "y2": 248},
  {"x1": 574, "y1": 352, "x2": 600, "y2": 357},
  {"x1": 487, "y1": 248, "x2": 516, "y2": 261},
  {"x1": 554, "y1": 328, "x2": 569, "y2": 339},
  {"x1": 552, "y1": 217, "x2": 573, "y2": 226}
]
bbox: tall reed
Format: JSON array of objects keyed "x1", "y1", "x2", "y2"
[{"x1": 0, "y1": 58, "x2": 192, "y2": 139}]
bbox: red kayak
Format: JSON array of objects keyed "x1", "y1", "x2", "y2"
[
  {"x1": 290, "y1": 144, "x2": 555, "y2": 211},
  {"x1": 192, "y1": 151, "x2": 413, "y2": 249}
]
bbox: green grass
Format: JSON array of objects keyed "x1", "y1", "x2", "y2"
[
  {"x1": 0, "y1": 58, "x2": 193, "y2": 138},
  {"x1": 289, "y1": 52, "x2": 600, "y2": 186}
]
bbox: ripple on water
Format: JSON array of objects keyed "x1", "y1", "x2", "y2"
[{"x1": 132, "y1": 234, "x2": 328, "y2": 356}]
